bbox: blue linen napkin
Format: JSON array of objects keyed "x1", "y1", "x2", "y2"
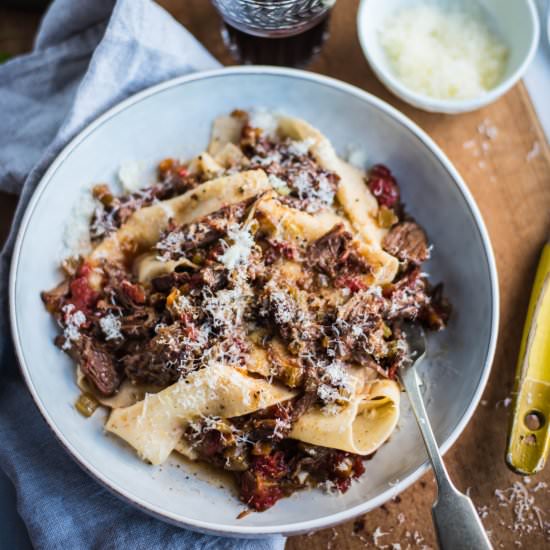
[{"x1": 0, "y1": 1, "x2": 286, "y2": 548}]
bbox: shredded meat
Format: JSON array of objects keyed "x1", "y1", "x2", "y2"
[
  {"x1": 151, "y1": 271, "x2": 189, "y2": 293},
  {"x1": 339, "y1": 288, "x2": 386, "y2": 322},
  {"x1": 190, "y1": 266, "x2": 227, "y2": 292},
  {"x1": 331, "y1": 290, "x2": 389, "y2": 366},
  {"x1": 263, "y1": 239, "x2": 297, "y2": 265},
  {"x1": 155, "y1": 201, "x2": 250, "y2": 261},
  {"x1": 384, "y1": 268, "x2": 430, "y2": 320},
  {"x1": 119, "y1": 306, "x2": 158, "y2": 339},
  {"x1": 41, "y1": 280, "x2": 69, "y2": 316},
  {"x1": 101, "y1": 264, "x2": 147, "y2": 309},
  {"x1": 307, "y1": 224, "x2": 352, "y2": 278},
  {"x1": 383, "y1": 221, "x2": 429, "y2": 264},
  {"x1": 257, "y1": 284, "x2": 321, "y2": 346},
  {"x1": 75, "y1": 335, "x2": 121, "y2": 396},
  {"x1": 307, "y1": 224, "x2": 370, "y2": 280},
  {"x1": 290, "y1": 364, "x2": 320, "y2": 416},
  {"x1": 123, "y1": 322, "x2": 206, "y2": 386}
]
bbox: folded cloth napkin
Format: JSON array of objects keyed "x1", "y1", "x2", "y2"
[{"x1": 0, "y1": 1, "x2": 285, "y2": 548}]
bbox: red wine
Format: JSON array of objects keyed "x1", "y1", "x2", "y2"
[{"x1": 221, "y1": 15, "x2": 331, "y2": 68}]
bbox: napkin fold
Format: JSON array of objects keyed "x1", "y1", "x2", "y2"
[{"x1": 0, "y1": 1, "x2": 285, "y2": 548}]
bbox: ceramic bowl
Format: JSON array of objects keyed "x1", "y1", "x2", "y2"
[
  {"x1": 10, "y1": 67, "x2": 498, "y2": 536},
  {"x1": 357, "y1": 0, "x2": 540, "y2": 114}
]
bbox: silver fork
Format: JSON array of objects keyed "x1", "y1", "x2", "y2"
[{"x1": 399, "y1": 324, "x2": 492, "y2": 550}]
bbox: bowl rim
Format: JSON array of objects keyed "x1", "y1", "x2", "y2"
[
  {"x1": 357, "y1": 0, "x2": 541, "y2": 114},
  {"x1": 9, "y1": 66, "x2": 499, "y2": 536}
]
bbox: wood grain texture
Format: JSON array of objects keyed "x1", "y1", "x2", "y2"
[
  {"x1": 0, "y1": 7, "x2": 41, "y2": 55},
  {"x1": 1, "y1": 1, "x2": 550, "y2": 548}
]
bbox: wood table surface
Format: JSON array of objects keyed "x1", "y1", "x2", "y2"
[{"x1": 1, "y1": 1, "x2": 549, "y2": 548}]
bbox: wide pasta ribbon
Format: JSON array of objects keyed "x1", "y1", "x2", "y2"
[
  {"x1": 289, "y1": 380, "x2": 400, "y2": 456},
  {"x1": 105, "y1": 364, "x2": 295, "y2": 465}
]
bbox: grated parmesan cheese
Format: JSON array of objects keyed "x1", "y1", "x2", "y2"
[
  {"x1": 288, "y1": 137, "x2": 316, "y2": 157},
  {"x1": 250, "y1": 151, "x2": 282, "y2": 167},
  {"x1": 372, "y1": 526, "x2": 389, "y2": 547},
  {"x1": 321, "y1": 360, "x2": 351, "y2": 389},
  {"x1": 265, "y1": 288, "x2": 294, "y2": 325},
  {"x1": 317, "y1": 360, "x2": 352, "y2": 414},
  {"x1": 317, "y1": 384, "x2": 342, "y2": 405},
  {"x1": 272, "y1": 416, "x2": 291, "y2": 439},
  {"x1": 248, "y1": 108, "x2": 279, "y2": 136},
  {"x1": 118, "y1": 160, "x2": 147, "y2": 193},
  {"x1": 493, "y1": 480, "x2": 549, "y2": 537},
  {"x1": 321, "y1": 479, "x2": 342, "y2": 495},
  {"x1": 218, "y1": 223, "x2": 255, "y2": 271},
  {"x1": 478, "y1": 118, "x2": 499, "y2": 140},
  {"x1": 61, "y1": 192, "x2": 98, "y2": 259},
  {"x1": 202, "y1": 277, "x2": 252, "y2": 332},
  {"x1": 292, "y1": 172, "x2": 335, "y2": 212},
  {"x1": 380, "y1": 4, "x2": 508, "y2": 100},
  {"x1": 61, "y1": 304, "x2": 86, "y2": 350},
  {"x1": 155, "y1": 230, "x2": 186, "y2": 262},
  {"x1": 99, "y1": 313, "x2": 123, "y2": 341}
]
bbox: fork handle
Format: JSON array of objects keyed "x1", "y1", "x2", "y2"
[
  {"x1": 400, "y1": 366, "x2": 492, "y2": 550},
  {"x1": 432, "y1": 484, "x2": 493, "y2": 550}
]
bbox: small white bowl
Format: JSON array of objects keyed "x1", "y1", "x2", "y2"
[{"x1": 357, "y1": 0, "x2": 540, "y2": 114}]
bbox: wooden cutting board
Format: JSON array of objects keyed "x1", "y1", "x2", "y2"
[{"x1": 1, "y1": 1, "x2": 549, "y2": 548}]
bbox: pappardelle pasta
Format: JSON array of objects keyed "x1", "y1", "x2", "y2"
[{"x1": 42, "y1": 110, "x2": 450, "y2": 512}]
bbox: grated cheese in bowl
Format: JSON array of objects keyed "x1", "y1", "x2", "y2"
[{"x1": 379, "y1": 3, "x2": 508, "y2": 101}]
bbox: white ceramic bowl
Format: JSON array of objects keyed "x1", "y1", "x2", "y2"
[
  {"x1": 357, "y1": 0, "x2": 540, "y2": 114},
  {"x1": 10, "y1": 67, "x2": 498, "y2": 536}
]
